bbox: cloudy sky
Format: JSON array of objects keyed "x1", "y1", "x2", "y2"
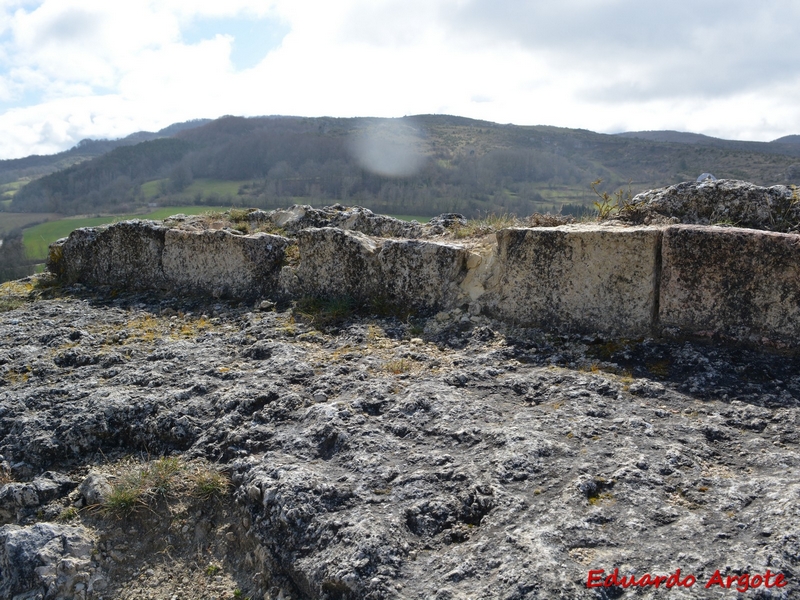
[{"x1": 0, "y1": 0, "x2": 798, "y2": 159}]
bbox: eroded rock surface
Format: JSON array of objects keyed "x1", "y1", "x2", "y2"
[
  {"x1": 1, "y1": 290, "x2": 799, "y2": 598},
  {"x1": 269, "y1": 204, "x2": 424, "y2": 238},
  {"x1": 627, "y1": 179, "x2": 800, "y2": 231}
]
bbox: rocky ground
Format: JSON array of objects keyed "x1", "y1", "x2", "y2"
[{"x1": 0, "y1": 278, "x2": 799, "y2": 599}]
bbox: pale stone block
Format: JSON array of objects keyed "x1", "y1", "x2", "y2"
[
  {"x1": 49, "y1": 220, "x2": 167, "y2": 289},
  {"x1": 659, "y1": 225, "x2": 800, "y2": 347},
  {"x1": 295, "y1": 228, "x2": 467, "y2": 310},
  {"x1": 163, "y1": 229, "x2": 289, "y2": 299},
  {"x1": 491, "y1": 225, "x2": 662, "y2": 335}
]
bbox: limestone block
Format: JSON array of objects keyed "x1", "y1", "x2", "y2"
[
  {"x1": 377, "y1": 239, "x2": 467, "y2": 308},
  {"x1": 163, "y1": 229, "x2": 289, "y2": 298},
  {"x1": 491, "y1": 225, "x2": 662, "y2": 335},
  {"x1": 295, "y1": 227, "x2": 381, "y2": 299},
  {"x1": 295, "y1": 228, "x2": 467, "y2": 310},
  {"x1": 659, "y1": 225, "x2": 800, "y2": 346},
  {"x1": 48, "y1": 220, "x2": 167, "y2": 288}
]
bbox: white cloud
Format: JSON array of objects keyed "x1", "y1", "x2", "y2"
[{"x1": 0, "y1": 0, "x2": 798, "y2": 159}]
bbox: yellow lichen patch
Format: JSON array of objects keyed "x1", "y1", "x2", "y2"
[
  {"x1": 174, "y1": 315, "x2": 212, "y2": 339},
  {"x1": 122, "y1": 314, "x2": 167, "y2": 343},
  {"x1": 0, "y1": 280, "x2": 35, "y2": 311},
  {"x1": 587, "y1": 492, "x2": 615, "y2": 506},
  {"x1": 384, "y1": 358, "x2": 413, "y2": 375},
  {"x1": 4, "y1": 367, "x2": 30, "y2": 385}
]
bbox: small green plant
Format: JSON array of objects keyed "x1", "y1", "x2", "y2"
[
  {"x1": 57, "y1": 506, "x2": 79, "y2": 522},
  {"x1": 590, "y1": 179, "x2": 642, "y2": 220},
  {"x1": 408, "y1": 322, "x2": 425, "y2": 337},
  {"x1": 205, "y1": 563, "x2": 221, "y2": 576},
  {"x1": 296, "y1": 296, "x2": 355, "y2": 327}
]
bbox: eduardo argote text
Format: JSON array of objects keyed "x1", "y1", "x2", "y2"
[{"x1": 587, "y1": 568, "x2": 787, "y2": 593}]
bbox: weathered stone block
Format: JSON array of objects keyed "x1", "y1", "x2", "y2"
[
  {"x1": 294, "y1": 228, "x2": 380, "y2": 299},
  {"x1": 294, "y1": 228, "x2": 467, "y2": 310},
  {"x1": 163, "y1": 229, "x2": 289, "y2": 299},
  {"x1": 48, "y1": 220, "x2": 167, "y2": 289},
  {"x1": 659, "y1": 225, "x2": 800, "y2": 347},
  {"x1": 491, "y1": 225, "x2": 661, "y2": 335}
]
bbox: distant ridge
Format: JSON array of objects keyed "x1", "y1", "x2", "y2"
[
  {"x1": 772, "y1": 134, "x2": 800, "y2": 145},
  {"x1": 616, "y1": 130, "x2": 724, "y2": 145},
  {"x1": 617, "y1": 129, "x2": 800, "y2": 156}
]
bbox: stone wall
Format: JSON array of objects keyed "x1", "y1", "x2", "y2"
[{"x1": 47, "y1": 218, "x2": 800, "y2": 349}]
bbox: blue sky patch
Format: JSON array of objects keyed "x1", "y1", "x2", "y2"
[{"x1": 182, "y1": 16, "x2": 290, "y2": 71}]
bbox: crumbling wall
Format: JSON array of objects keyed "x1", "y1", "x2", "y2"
[{"x1": 47, "y1": 216, "x2": 800, "y2": 348}]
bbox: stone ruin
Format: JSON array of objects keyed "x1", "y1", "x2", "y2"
[{"x1": 47, "y1": 180, "x2": 800, "y2": 350}]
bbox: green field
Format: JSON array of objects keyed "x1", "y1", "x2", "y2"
[
  {"x1": 22, "y1": 206, "x2": 228, "y2": 261},
  {"x1": 142, "y1": 178, "x2": 248, "y2": 202},
  {"x1": 0, "y1": 212, "x2": 61, "y2": 236}
]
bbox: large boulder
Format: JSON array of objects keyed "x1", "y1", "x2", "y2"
[
  {"x1": 0, "y1": 523, "x2": 102, "y2": 599},
  {"x1": 627, "y1": 179, "x2": 800, "y2": 232}
]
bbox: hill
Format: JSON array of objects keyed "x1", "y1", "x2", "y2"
[
  {"x1": 0, "y1": 119, "x2": 210, "y2": 185},
  {"x1": 8, "y1": 115, "x2": 800, "y2": 218}
]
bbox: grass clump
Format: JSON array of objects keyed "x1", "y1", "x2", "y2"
[
  {"x1": 104, "y1": 477, "x2": 147, "y2": 517},
  {"x1": 101, "y1": 456, "x2": 227, "y2": 517},
  {"x1": 296, "y1": 295, "x2": 356, "y2": 327},
  {"x1": 191, "y1": 468, "x2": 230, "y2": 500},
  {"x1": 385, "y1": 358, "x2": 413, "y2": 374},
  {"x1": 452, "y1": 213, "x2": 522, "y2": 238},
  {"x1": 147, "y1": 456, "x2": 186, "y2": 495}
]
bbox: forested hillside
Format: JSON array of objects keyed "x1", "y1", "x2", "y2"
[{"x1": 9, "y1": 115, "x2": 800, "y2": 218}]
